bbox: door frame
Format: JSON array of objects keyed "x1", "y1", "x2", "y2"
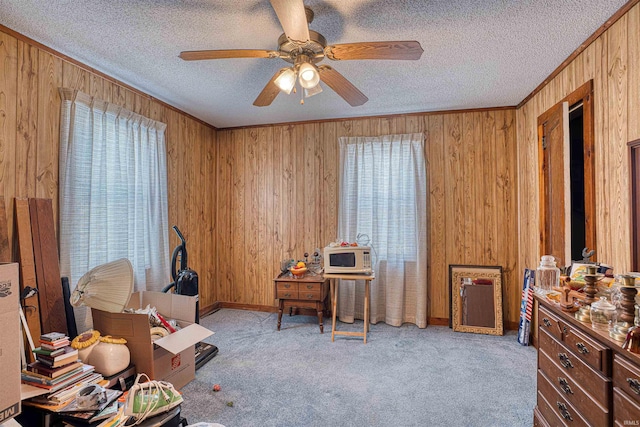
[{"x1": 537, "y1": 80, "x2": 595, "y2": 263}]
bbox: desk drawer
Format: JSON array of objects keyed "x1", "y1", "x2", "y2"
[
  {"x1": 538, "y1": 370, "x2": 589, "y2": 426},
  {"x1": 613, "y1": 354, "x2": 640, "y2": 407},
  {"x1": 614, "y1": 387, "x2": 640, "y2": 426},
  {"x1": 276, "y1": 282, "x2": 299, "y2": 299},
  {"x1": 538, "y1": 329, "x2": 610, "y2": 407},
  {"x1": 563, "y1": 324, "x2": 609, "y2": 375},
  {"x1": 299, "y1": 282, "x2": 322, "y2": 292},
  {"x1": 298, "y1": 290, "x2": 321, "y2": 301},
  {"x1": 539, "y1": 305, "x2": 563, "y2": 342},
  {"x1": 277, "y1": 282, "x2": 297, "y2": 291},
  {"x1": 539, "y1": 347, "x2": 609, "y2": 427}
]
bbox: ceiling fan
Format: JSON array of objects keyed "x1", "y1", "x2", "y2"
[{"x1": 179, "y1": 0, "x2": 424, "y2": 107}]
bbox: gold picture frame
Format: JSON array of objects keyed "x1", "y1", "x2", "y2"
[{"x1": 449, "y1": 265, "x2": 504, "y2": 336}]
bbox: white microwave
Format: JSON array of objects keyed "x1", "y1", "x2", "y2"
[{"x1": 324, "y1": 245, "x2": 372, "y2": 274}]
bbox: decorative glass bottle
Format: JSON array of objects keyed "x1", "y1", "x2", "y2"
[
  {"x1": 535, "y1": 255, "x2": 560, "y2": 295},
  {"x1": 590, "y1": 297, "x2": 617, "y2": 330}
]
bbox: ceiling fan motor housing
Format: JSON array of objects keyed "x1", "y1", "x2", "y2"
[{"x1": 277, "y1": 30, "x2": 327, "y2": 64}]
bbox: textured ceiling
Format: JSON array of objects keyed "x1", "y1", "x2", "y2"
[{"x1": 0, "y1": 0, "x2": 628, "y2": 128}]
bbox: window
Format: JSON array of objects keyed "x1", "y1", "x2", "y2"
[
  {"x1": 58, "y1": 89, "x2": 170, "y2": 330},
  {"x1": 337, "y1": 133, "x2": 428, "y2": 327}
]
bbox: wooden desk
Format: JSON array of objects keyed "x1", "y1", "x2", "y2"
[
  {"x1": 324, "y1": 273, "x2": 375, "y2": 344},
  {"x1": 273, "y1": 273, "x2": 329, "y2": 333}
]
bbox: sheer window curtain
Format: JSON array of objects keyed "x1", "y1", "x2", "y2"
[
  {"x1": 337, "y1": 133, "x2": 428, "y2": 328},
  {"x1": 58, "y1": 88, "x2": 170, "y2": 332}
]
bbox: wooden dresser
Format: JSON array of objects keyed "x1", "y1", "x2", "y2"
[{"x1": 534, "y1": 297, "x2": 640, "y2": 426}]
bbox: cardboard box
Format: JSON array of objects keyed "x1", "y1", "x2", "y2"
[
  {"x1": 92, "y1": 291, "x2": 213, "y2": 389},
  {"x1": 0, "y1": 263, "x2": 21, "y2": 423}
]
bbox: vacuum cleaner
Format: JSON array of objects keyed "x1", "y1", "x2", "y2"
[{"x1": 162, "y1": 225, "x2": 218, "y2": 369}]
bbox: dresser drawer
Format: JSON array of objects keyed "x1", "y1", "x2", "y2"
[
  {"x1": 563, "y1": 324, "x2": 610, "y2": 375},
  {"x1": 533, "y1": 406, "x2": 551, "y2": 427},
  {"x1": 613, "y1": 387, "x2": 640, "y2": 426},
  {"x1": 538, "y1": 329, "x2": 611, "y2": 407},
  {"x1": 613, "y1": 354, "x2": 640, "y2": 407},
  {"x1": 537, "y1": 391, "x2": 567, "y2": 427},
  {"x1": 539, "y1": 305, "x2": 563, "y2": 342},
  {"x1": 537, "y1": 373, "x2": 589, "y2": 426},
  {"x1": 539, "y1": 347, "x2": 609, "y2": 427}
]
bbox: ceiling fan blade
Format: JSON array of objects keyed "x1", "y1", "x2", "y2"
[
  {"x1": 270, "y1": 0, "x2": 310, "y2": 42},
  {"x1": 179, "y1": 49, "x2": 277, "y2": 61},
  {"x1": 326, "y1": 41, "x2": 424, "y2": 61},
  {"x1": 253, "y1": 69, "x2": 285, "y2": 107},
  {"x1": 318, "y1": 65, "x2": 368, "y2": 107}
]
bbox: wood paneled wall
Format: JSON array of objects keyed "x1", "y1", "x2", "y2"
[
  {"x1": 516, "y1": 3, "x2": 640, "y2": 275},
  {"x1": 0, "y1": 27, "x2": 217, "y2": 306},
  {"x1": 215, "y1": 110, "x2": 520, "y2": 324}
]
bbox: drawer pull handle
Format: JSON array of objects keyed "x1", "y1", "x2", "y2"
[
  {"x1": 576, "y1": 343, "x2": 589, "y2": 354},
  {"x1": 627, "y1": 378, "x2": 640, "y2": 395},
  {"x1": 284, "y1": 284, "x2": 291, "y2": 289},
  {"x1": 558, "y1": 353, "x2": 573, "y2": 369},
  {"x1": 307, "y1": 285, "x2": 313, "y2": 289},
  {"x1": 306, "y1": 294, "x2": 314, "y2": 299},
  {"x1": 556, "y1": 402, "x2": 573, "y2": 422},
  {"x1": 557, "y1": 377, "x2": 573, "y2": 395},
  {"x1": 562, "y1": 326, "x2": 568, "y2": 335},
  {"x1": 543, "y1": 318, "x2": 551, "y2": 327},
  {"x1": 284, "y1": 293, "x2": 291, "y2": 298}
]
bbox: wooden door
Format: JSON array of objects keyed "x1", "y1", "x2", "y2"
[{"x1": 538, "y1": 101, "x2": 570, "y2": 264}]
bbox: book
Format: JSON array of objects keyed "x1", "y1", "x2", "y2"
[
  {"x1": 25, "y1": 370, "x2": 101, "y2": 407},
  {"x1": 23, "y1": 365, "x2": 97, "y2": 394},
  {"x1": 97, "y1": 406, "x2": 127, "y2": 427},
  {"x1": 26, "y1": 360, "x2": 84, "y2": 378},
  {"x1": 22, "y1": 365, "x2": 84, "y2": 385},
  {"x1": 41, "y1": 339, "x2": 71, "y2": 350},
  {"x1": 34, "y1": 346, "x2": 67, "y2": 357},
  {"x1": 36, "y1": 346, "x2": 79, "y2": 367},
  {"x1": 40, "y1": 332, "x2": 68, "y2": 342}
]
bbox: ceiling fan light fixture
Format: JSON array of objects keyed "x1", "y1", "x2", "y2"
[
  {"x1": 298, "y1": 62, "x2": 320, "y2": 89},
  {"x1": 304, "y1": 83, "x2": 323, "y2": 98},
  {"x1": 274, "y1": 67, "x2": 297, "y2": 94}
]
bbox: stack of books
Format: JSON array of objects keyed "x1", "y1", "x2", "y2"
[{"x1": 22, "y1": 332, "x2": 104, "y2": 408}]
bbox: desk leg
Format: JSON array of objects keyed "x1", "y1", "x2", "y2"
[
  {"x1": 364, "y1": 280, "x2": 369, "y2": 344},
  {"x1": 331, "y1": 279, "x2": 337, "y2": 342},
  {"x1": 317, "y1": 301, "x2": 324, "y2": 334},
  {"x1": 277, "y1": 299, "x2": 284, "y2": 331}
]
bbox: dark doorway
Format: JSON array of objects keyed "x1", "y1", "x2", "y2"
[{"x1": 569, "y1": 103, "x2": 585, "y2": 261}]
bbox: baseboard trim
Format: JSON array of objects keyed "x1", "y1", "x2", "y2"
[
  {"x1": 200, "y1": 302, "x2": 222, "y2": 318},
  {"x1": 505, "y1": 321, "x2": 518, "y2": 331},
  {"x1": 428, "y1": 317, "x2": 449, "y2": 326},
  {"x1": 216, "y1": 302, "x2": 279, "y2": 313},
  {"x1": 199, "y1": 305, "x2": 518, "y2": 330}
]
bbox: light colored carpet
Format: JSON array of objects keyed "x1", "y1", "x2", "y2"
[{"x1": 180, "y1": 309, "x2": 537, "y2": 427}]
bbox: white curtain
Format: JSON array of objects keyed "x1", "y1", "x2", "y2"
[
  {"x1": 58, "y1": 88, "x2": 170, "y2": 332},
  {"x1": 337, "y1": 133, "x2": 428, "y2": 328}
]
